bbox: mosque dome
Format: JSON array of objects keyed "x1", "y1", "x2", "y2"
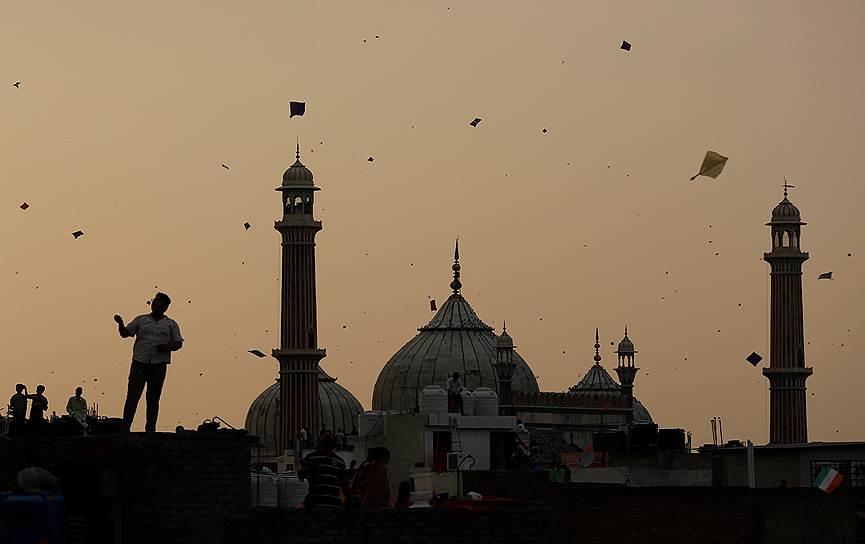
[
  {"x1": 282, "y1": 158, "x2": 314, "y2": 186},
  {"x1": 572, "y1": 363, "x2": 620, "y2": 391},
  {"x1": 246, "y1": 367, "x2": 363, "y2": 456},
  {"x1": 770, "y1": 197, "x2": 801, "y2": 224},
  {"x1": 616, "y1": 329, "x2": 636, "y2": 354},
  {"x1": 496, "y1": 327, "x2": 514, "y2": 349}
]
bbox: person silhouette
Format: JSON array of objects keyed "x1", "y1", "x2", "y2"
[
  {"x1": 27, "y1": 385, "x2": 48, "y2": 436},
  {"x1": 9, "y1": 384, "x2": 28, "y2": 438},
  {"x1": 115, "y1": 292, "x2": 183, "y2": 432},
  {"x1": 66, "y1": 387, "x2": 88, "y2": 434}
]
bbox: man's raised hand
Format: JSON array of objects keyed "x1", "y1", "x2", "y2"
[{"x1": 114, "y1": 315, "x2": 124, "y2": 325}]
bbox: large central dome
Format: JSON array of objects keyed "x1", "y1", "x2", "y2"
[{"x1": 372, "y1": 290, "x2": 540, "y2": 411}]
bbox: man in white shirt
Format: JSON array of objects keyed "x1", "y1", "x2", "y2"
[{"x1": 114, "y1": 292, "x2": 183, "y2": 432}]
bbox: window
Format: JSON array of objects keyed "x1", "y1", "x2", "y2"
[{"x1": 810, "y1": 460, "x2": 865, "y2": 488}]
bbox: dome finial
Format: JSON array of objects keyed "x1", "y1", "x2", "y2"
[
  {"x1": 451, "y1": 236, "x2": 463, "y2": 295},
  {"x1": 593, "y1": 328, "x2": 602, "y2": 364},
  {"x1": 783, "y1": 178, "x2": 794, "y2": 199},
  {"x1": 449, "y1": 237, "x2": 462, "y2": 294},
  {"x1": 296, "y1": 139, "x2": 301, "y2": 161},
  {"x1": 624, "y1": 325, "x2": 628, "y2": 337}
]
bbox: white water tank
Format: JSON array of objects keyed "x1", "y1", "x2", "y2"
[
  {"x1": 419, "y1": 385, "x2": 448, "y2": 413},
  {"x1": 358, "y1": 410, "x2": 385, "y2": 436},
  {"x1": 276, "y1": 472, "x2": 308, "y2": 508},
  {"x1": 460, "y1": 390, "x2": 474, "y2": 416},
  {"x1": 472, "y1": 387, "x2": 499, "y2": 416}
]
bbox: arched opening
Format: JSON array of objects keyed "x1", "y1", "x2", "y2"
[{"x1": 782, "y1": 231, "x2": 791, "y2": 247}]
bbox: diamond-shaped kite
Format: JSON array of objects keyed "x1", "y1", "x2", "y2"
[
  {"x1": 19, "y1": 202, "x2": 29, "y2": 210},
  {"x1": 690, "y1": 151, "x2": 729, "y2": 181},
  {"x1": 469, "y1": 117, "x2": 482, "y2": 127},
  {"x1": 746, "y1": 352, "x2": 763, "y2": 366},
  {"x1": 72, "y1": 230, "x2": 85, "y2": 239},
  {"x1": 243, "y1": 222, "x2": 251, "y2": 230},
  {"x1": 621, "y1": 40, "x2": 631, "y2": 51}
]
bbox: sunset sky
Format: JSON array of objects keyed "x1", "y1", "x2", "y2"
[{"x1": 2, "y1": 1, "x2": 864, "y2": 445}]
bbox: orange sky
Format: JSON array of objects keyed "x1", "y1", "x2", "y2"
[{"x1": 2, "y1": 1, "x2": 864, "y2": 445}]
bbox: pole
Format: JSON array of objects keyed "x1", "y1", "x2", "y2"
[
  {"x1": 718, "y1": 418, "x2": 724, "y2": 446},
  {"x1": 746, "y1": 439, "x2": 756, "y2": 488}
]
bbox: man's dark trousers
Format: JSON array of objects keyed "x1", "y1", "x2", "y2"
[{"x1": 122, "y1": 361, "x2": 167, "y2": 432}]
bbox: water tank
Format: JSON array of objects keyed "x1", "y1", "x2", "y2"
[
  {"x1": 358, "y1": 411, "x2": 385, "y2": 437},
  {"x1": 419, "y1": 385, "x2": 448, "y2": 413},
  {"x1": 460, "y1": 390, "x2": 474, "y2": 416},
  {"x1": 472, "y1": 387, "x2": 498, "y2": 416},
  {"x1": 276, "y1": 472, "x2": 308, "y2": 508}
]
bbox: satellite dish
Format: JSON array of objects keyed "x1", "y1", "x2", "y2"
[{"x1": 579, "y1": 451, "x2": 595, "y2": 468}]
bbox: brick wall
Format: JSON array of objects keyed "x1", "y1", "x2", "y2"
[
  {"x1": 225, "y1": 506, "x2": 553, "y2": 544},
  {"x1": 0, "y1": 432, "x2": 256, "y2": 544}
]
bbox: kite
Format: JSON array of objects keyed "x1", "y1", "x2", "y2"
[
  {"x1": 368, "y1": 156, "x2": 374, "y2": 162},
  {"x1": 243, "y1": 222, "x2": 251, "y2": 230},
  {"x1": 814, "y1": 466, "x2": 843, "y2": 493},
  {"x1": 289, "y1": 101, "x2": 306, "y2": 117},
  {"x1": 621, "y1": 41, "x2": 631, "y2": 51},
  {"x1": 690, "y1": 151, "x2": 729, "y2": 181},
  {"x1": 430, "y1": 299, "x2": 437, "y2": 311},
  {"x1": 13, "y1": 81, "x2": 21, "y2": 88},
  {"x1": 71, "y1": 230, "x2": 85, "y2": 239},
  {"x1": 248, "y1": 349, "x2": 267, "y2": 358},
  {"x1": 19, "y1": 202, "x2": 29, "y2": 210},
  {"x1": 469, "y1": 117, "x2": 482, "y2": 127},
  {"x1": 746, "y1": 352, "x2": 763, "y2": 367},
  {"x1": 221, "y1": 163, "x2": 230, "y2": 170},
  {"x1": 818, "y1": 272, "x2": 833, "y2": 280}
]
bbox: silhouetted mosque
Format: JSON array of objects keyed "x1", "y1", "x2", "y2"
[{"x1": 245, "y1": 149, "x2": 655, "y2": 461}]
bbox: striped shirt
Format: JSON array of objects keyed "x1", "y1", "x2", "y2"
[{"x1": 300, "y1": 450, "x2": 347, "y2": 510}]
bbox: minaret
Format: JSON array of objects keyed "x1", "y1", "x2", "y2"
[
  {"x1": 614, "y1": 327, "x2": 639, "y2": 424},
  {"x1": 273, "y1": 144, "x2": 325, "y2": 453},
  {"x1": 762, "y1": 182, "x2": 812, "y2": 444},
  {"x1": 493, "y1": 321, "x2": 516, "y2": 416}
]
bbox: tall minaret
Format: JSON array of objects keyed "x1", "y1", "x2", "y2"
[
  {"x1": 614, "y1": 327, "x2": 639, "y2": 424},
  {"x1": 762, "y1": 183, "x2": 812, "y2": 444},
  {"x1": 273, "y1": 144, "x2": 325, "y2": 453}
]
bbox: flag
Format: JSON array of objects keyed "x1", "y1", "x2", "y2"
[
  {"x1": 818, "y1": 271, "x2": 833, "y2": 280},
  {"x1": 690, "y1": 151, "x2": 729, "y2": 181},
  {"x1": 814, "y1": 466, "x2": 843, "y2": 493}
]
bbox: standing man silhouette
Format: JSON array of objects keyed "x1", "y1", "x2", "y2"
[{"x1": 115, "y1": 292, "x2": 183, "y2": 432}]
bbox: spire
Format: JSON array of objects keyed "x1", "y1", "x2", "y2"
[
  {"x1": 593, "y1": 328, "x2": 602, "y2": 365},
  {"x1": 450, "y1": 237, "x2": 462, "y2": 294},
  {"x1": 624, "y1": 325, "x2": 628, "y2": 337},
  {"x1": 296, "y1": 140, "x2": 301, "y2": 161},
  {"x1": 503, "y1": 319, "x2": 507, "y2": 332}
]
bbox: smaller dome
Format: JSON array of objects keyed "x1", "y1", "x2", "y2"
[
  {"x1": 496, "y1": 328, "x2": 514, "y2": 349},
  {"x1": 770, "y1": 197, "x2": 801, "y2": 223},
  {"x1": 616, "y1": 329, "x2": 635, "y2": 354},
  {"x1": 571, "y1": 364, "x2": 620, "y2": 392},
  {"x1": 283, "y1": 159, "x2": 314, "y2": 186}
]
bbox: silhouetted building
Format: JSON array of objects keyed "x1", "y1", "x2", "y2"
[{"x1": 763, "y1": 185, "x2": 812, "y2": 444}]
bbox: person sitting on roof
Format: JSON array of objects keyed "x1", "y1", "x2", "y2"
[{"x1": 446, "y1": 372, "x2": 464, "y2": 414}]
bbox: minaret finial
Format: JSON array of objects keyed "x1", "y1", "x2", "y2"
[
  {"x1": 449, "y1": 237, "x2": 462, "y2": 294},
  {"x1": 503, "y1": 319, "x2": 507, "y2": 332},
  {"x1": 783, "y1": 177, "x2": 794, "y2": 199},
  {"x1": 296, "y1": 139, "x2": 301, "y2": 161},
  {"x1": 593, "y1": 328, "x2": 602, "y2": 365},
  {"x1": 624, "y1": 325, "x2": 628, "y2": 336}
]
